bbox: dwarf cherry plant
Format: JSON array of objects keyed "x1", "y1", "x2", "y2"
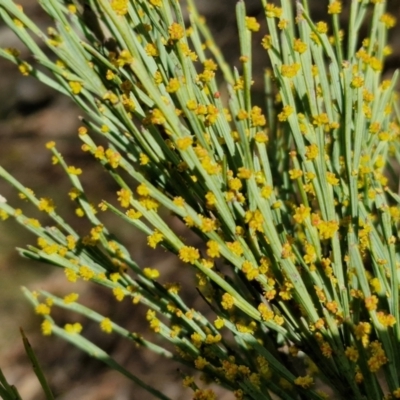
[{"x1": 1, "y1": 0, "x2": 400, "y2": 398}]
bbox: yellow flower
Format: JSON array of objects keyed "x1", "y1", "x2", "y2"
[
  {"x1": 27, "y1": 218, "x2": 41, "y2": 228},
  {"x1": 106, "y1": 69, "x2": 115, "y2": 80},
  {"x1": 304, "y1": 243, "x2": 316, "y2": 265},
  {"x1": 145, "y1": 43, "x2": 159, "y2": 57},
  {"x1": 246, "y1": 210, "x2": 264, "y2": 233},
  {"x1": 117, "y1": 188, "x2": 132, "y2": 208},
  {"x1": 293, "y1": 204, "x2": 310, "y2": 224},
  {"x1": 369, "y1": 56, "x2": 382, "y2": 72},
  {"x1": 237, "y1": 109, "x2": 248, "y2": 120},
  {"x1": 100, "y1": 318, "x2": 113, "y2": 333},
  {"x1": 255, "y1": 132, "x2": 268, "y2": 143},
  {"x1": 149, "y1": 0, "x2": 162, "y2": 6},
  {"x1": 265, "y1": 4, "x2": 282, "y2": 18},
  {"x1": 206, "y1": 240, "x2": 220, "y2": 258},
  {"x1": 139, "y1": 153, "x2": 150, "y2": 165},
  {"x1": 281, "y1": 63, "x2": 300, "y2": 78},
  {"x1": 316, "y1": 21, "x2": 328, "y2": 34},
  {"x1": 261, "y1": 185, "x2": 273, "y2": 198},
  {"x1": 326, "y1": 172, "x2": 339, "y2": 186},
  {"x1": 166, "y1": 77, "x2": 180, "y2": 93},
  {"x1": 237, "y1": 167, "x2": 251, "y2": 179},
  {"x1": 137, "y1": 183, "x2": 150, "y2": 196},
  {"x1": 79, "y1": 265, "x2": 95, "y2": 281},
  {"x1": 294, "y1": 375, "x2": 314, "y2": 388},
  {"x1": 105, "y1": 148, "x2": 121, "y2": 168},
  {"x1": 199, "y1": 215, "x2": 216, "y2": 232},
  {"x1": 351, "y1": 75, "x2": 364, "y2": 88},
  {"x1": 0, "y1": 210, "x2": 9, "y2": 221},
  {"x1": 64, "y1": 268, "x2": 78, "y2": 282},
  {"x1": 147, "y1": 230, "x2": 163, "y2": 248},
  {"x1": 203, "y1": 59, "x2": 218, "y2": 71},
  {"x1": 193, "y1": 389, "x2": 216, "y2": 400},
  {"x1": 194, "y1": 356, "x2": 208, "y2": 370},
  {"x1": 313, "y1": 113, "x2": 329, "y2": 127},
  {"x1": 228, "y1": 177, "x2": 242, "y2": 191},
  {"x1": 176, "y1": 137, "x2": 193, "y2": 150},
  {"x1": 113, "y1": 287, "x2": 126, "y2": 301},
  {"x1": 328, "y1": 1, "x2": 342, "y2": 14},
  {"x1": 305, "y1": 143, "x2": 319, "y2": 160},
  {"x1": 63, "y1": 293, "x2": 79, "y2": 304},
  {"x1": 214, "y1": 317, "x2": 225, "y2": 329},
  {"x1": 69, "y1": 81, "x2": 83, "y2": 94},
  {"x1": 168, "y1": 22, "x2": 185, "y2": 41},
  {"x1": 110, "y1": 272, "x2": 121, "y2": 283},
  {"x1": 367, "y1": 341, "x2": 388, "y2": 372},
  {"x1": 293, "y1": 38, "x2": 307, "y2": 54},
  {"x1": 278, "y1": 19, "x2": 288, "y2": 30},
  {"x1": 110, "y1": 0, "x2": 128, "y2": 16},
  {"x1": 126, "y1": 209, "x2": 142, "y2": 219},
  {"x1": 364, "y1": 295, "x2": 379, "y2": 311},
  {"x1": 67, "y1": 166, "x2": 82, "y2": 175},
  {"x1": 380, "y1": 13, "x2": 396, "y2": 29},
  {"x1": 250, "y1": 106, "x2": 266, "y2": 127},
  {"x1": 354, "y1": 321, "x2": 371, "y2": 347},
  {"x1": 278, "y1": 105, "x2": 293, "y2": 121},
  {"x1": 143, "y1": 267, "x2": 160, "y2": 280},
  {"x1": 154, "y1": 70, "x2": 163, "y2": 85},
  {"x1": 221, "y1": 293, "x2": 235, "y2": 309},
  {"x1": 226, "y1": 241, "x2": 244, "y2": 256},
  {"x1": 64, "y1": 322, "x2": 83, "y2": 334},
  {"x1": 41, "y1": 320, "x2": 52, "y2": 336},
  {"x1": 242, "y1": 260, "x2": 259, "y2": 280},
  {"x1": 182, "y1": 376, "x2": 194, "y2": 387},
  {"x1": 38, "y1": 197, "x2": 55, "y2": 213},
  {"x1": 164, "y1": 282, "x2": 181, "y2": 294},
  {"x1": 35, "y1": 303, "x2": 51, "y2": 315},
  {"x1": 376, "y1": 311, "x2": 396, "y2": 327},
  {"x1": 261, "y1": 35, "x2": 272, "y2": 50},
  {"x1": 289, "y1": 169, "x2": 303, "y2": 180},
  {"x1": 245, "y1": 17, "x2": 260, "y2": 32},
  {"x1": 345, "y1": 346, "x2": 359, "y2": 362},
  {"x1": 316, "y1": 219, "x2": 339, "y2": 240},
  {"x1": 179, "y1": 246, "x2": 200, "y2": 264},
  {"x1": 149, "y1": 108, "x2": 166, "y2": 125},
  {"x1": 258, "y1": 303, "x2": 274, "y2": 321}
]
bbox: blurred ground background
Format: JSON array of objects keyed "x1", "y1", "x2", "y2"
[{"x1": 0, "y1": 1, "x2": 400, "y2": 399}]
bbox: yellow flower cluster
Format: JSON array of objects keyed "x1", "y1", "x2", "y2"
[
  {"x1": 221, "y1": 293, "x2": 235, "y2": 310},
  {"x1": 293, "y1": 38, "x2": 307, "y2": 54},
  {"x1": 281, "y1": 63, "x2": 300, "y2": 78},
  {"x1": 147, "y1": 230, "x2": 163, "y2": 248},
  {"x1": 38, "y1": 197, "x2": 55, "y2": 213},
  {"x1": 265, "y1": 4, "x2": 282, "y2": 18},
  {"x1": 367, "y1": 341, "x2": 388, "y2": 372},
  {"x1": 294, "y1": 375, "x2": 314, "y2": 388},
  {"x1": 143, "y1": 267, "x2": 160, "y2": 280},
  {"x1": 328, "y1": 1, "x2": 342, "y2": 14},
  {"x1": 354, "y1": 321, "x2": 371, "y2": 347},
  {"x1": 179, "y1": 246, "x2": 200, "y2": 264},
  {"x1": 64, "y1": 322, "x2": 83, "y2": 334},
  {"x1": 168, "y1": 22, "x2": 185, "y2": 41},
  {"x1": 312, "y1": 215, "x2": 339, "y2": 240},
  {"x1": 100, "y1": 318, "x2": 113, "y2": 333},
  {"x1": 110, "y1": 0, "x2": 128, "y2": 16},
  {"x1": 245, "y1": 16, "x2": 260, "y2": 32}
]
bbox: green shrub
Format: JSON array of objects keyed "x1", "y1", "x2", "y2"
[{"x1": 1, "y1": 0, "x2": 399, "y2": 398}]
